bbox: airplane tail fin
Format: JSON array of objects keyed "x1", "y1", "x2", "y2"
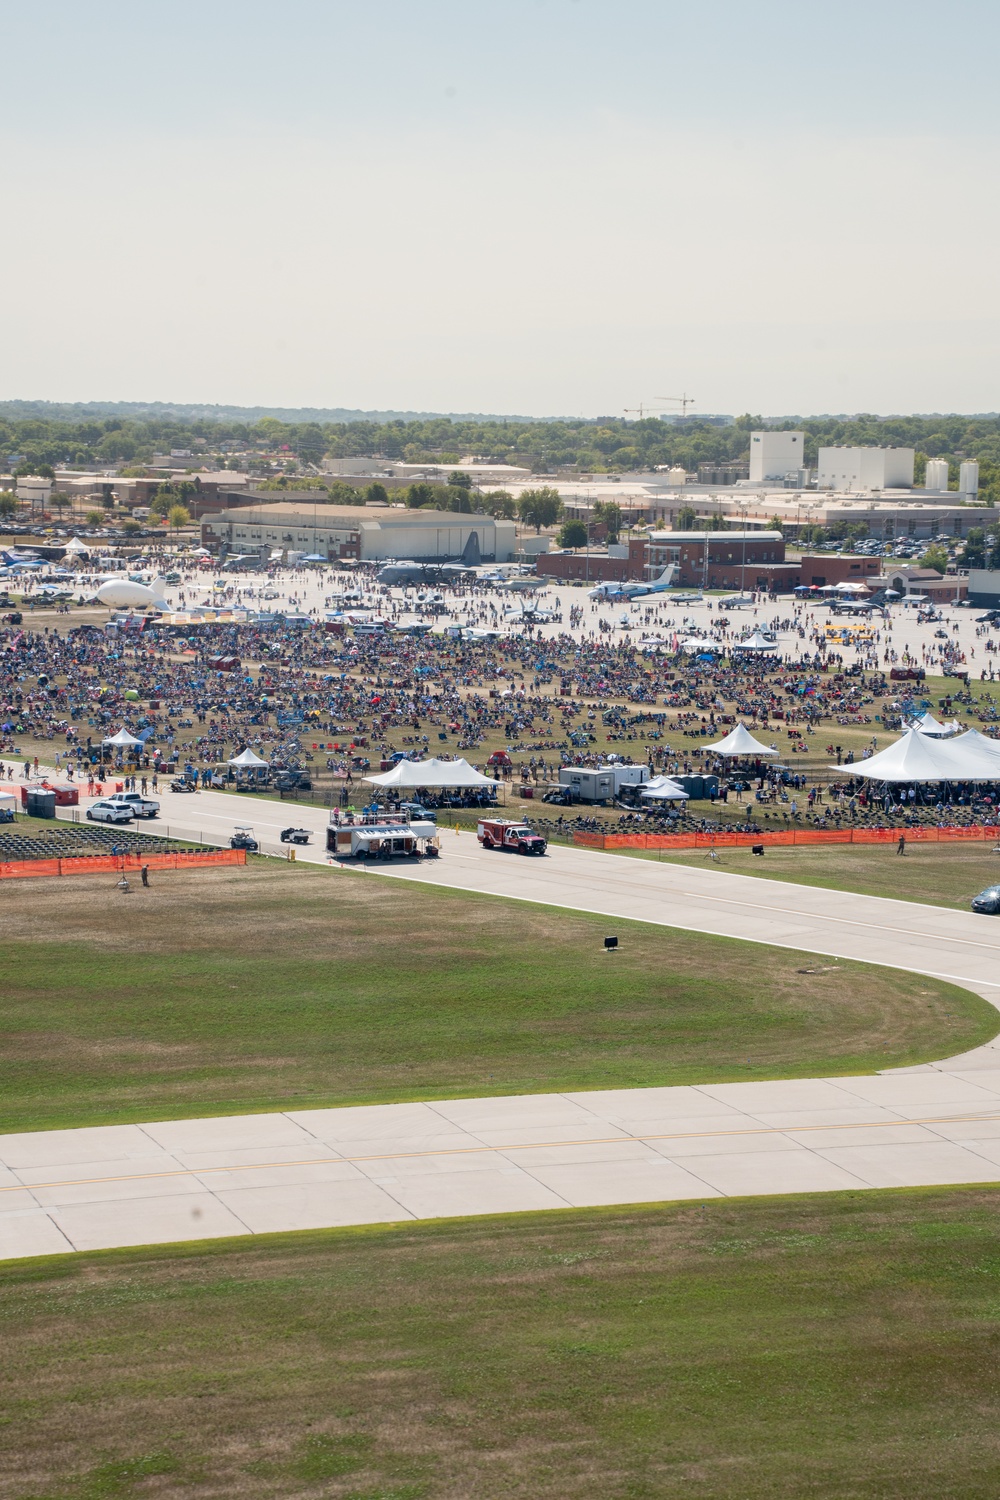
[{"x1": 150, "y1": 576, "x2": 168, "y2": 598}]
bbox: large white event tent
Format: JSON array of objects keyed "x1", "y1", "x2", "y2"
[
  {"x1": 705, "y1": 723, "x2": 779, "y2": 757},
  {"x1": 364, "y1": 757, "x2": 496, "y2": 789},
  {"x1": 103, "y1": 728, "x2": 144, "y2": 748},
  {"x1": 639, "y1": 775, "x2": 690, "y2": 801},
  {"x1": 836, "y1": 727, "x2": 1000, "y2": 782}
]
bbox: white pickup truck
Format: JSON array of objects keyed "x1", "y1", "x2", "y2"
[{"x1": 105, "y1": 791, "x2": 160, "y2": 820}]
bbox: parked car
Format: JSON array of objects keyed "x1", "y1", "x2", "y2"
[
  {"x1": 274, "y1": 772, "x2": 312, "y2": 791},
  {"x1": 87, "y1": 799, "x2": 133, "y2": 824},
  {"x1": 971, "y1": 885, "x2": 1000, "y2": 915},
  {"x1": 396, "y1": 802, "x2": 437, "y2": 822},
  {"x1": 106, "y1": 792, "x2": 160, "y2": 819}
]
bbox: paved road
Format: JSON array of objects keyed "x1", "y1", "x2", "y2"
[{"x1": 4, "y1": 787, "x2": 1000, "y2": 1260}]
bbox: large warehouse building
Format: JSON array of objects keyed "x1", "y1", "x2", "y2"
[{"x1": 200, "y1": 501, "x2": 517, "y2": 564}]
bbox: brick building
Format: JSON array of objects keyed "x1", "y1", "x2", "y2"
[
  {"x1": 795, "y1": 553, "x2": 883, "y2": 588},
  {"x1": 537, "y1": 530, "x2": 801, "y2": 591},
  {"x1": 640, "y1": 531, "x2": 794, "y2": 590}
]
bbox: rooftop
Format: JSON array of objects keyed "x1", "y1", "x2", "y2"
[{"x1": 205, "y1": 502, "x2": 497, "y2": 526}]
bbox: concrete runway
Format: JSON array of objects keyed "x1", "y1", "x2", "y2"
[{"x1": 5, "y1": 785, "x2": 1000, "y2": 1259}]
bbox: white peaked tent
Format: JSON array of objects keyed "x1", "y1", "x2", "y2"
[
  {"x1": 364, "y1": 757, "x2": 496, "y2": 789},
  {"x1": 64, "y1": 536, "x2": 90, "y2": 556},
  {"x1": 838, "y1": 727, "x2": 997, "y2": 782},
  {"x1": 640, "y1": 775, "x2": 690, "y2": 801},
  {"x1": 706, "y1": 723, "x2": 779, "y2": 757},
  {"x1": 732, "y1": 629, "x2": 777, "y2": 652},
  {"x1": 103, "y1": 728, "x2": 143, "y2": 747},
  {"x1": 228, "y1": 748, "x2": 269, "y2": 768}
]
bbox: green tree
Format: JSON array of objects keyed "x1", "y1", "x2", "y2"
[
  {"x1": 592, "y1": 500, "x2": 622, "y2": 541},
  {"x1": 444, "y1": 486, "x2": 473, "y2": 513},
  {"x1": 517, "y1": 487, "x2": 563, "y2": 532},
  {"x1": 405, "y1": 483, "x2": 436, "y2": 509},
  {"x1": 363, "y1": 482, "x2": 389, "y2": 505},
  {"x1": 325, "y1": 481, "x2": 360, "y2": 505},
  {"x1": 85, "y1": 510, "x2": 103, "y2": 526},
  {"x1": 49, "y1": 491, "x2": 72, "y2": 515},
  {"x1": 0, "y1": 493, "x2": 18, "y2": 520},
  {"x1": 480, "y1": 489, "x2": 516, "y2": 520},
  {"x1": 448, "y1": 470, "x2": 473, "y2": 490},
  {"x1": 558, "y1": 519, "x2": 589, "y2": 548},
  {"x1": 919, "y1": 543, "x2": 949, "y2": 572},
  {"x1": 675, "y1": 504, "x2": 698, "y2": 530},
  {"x1": 121, "y1": 519, "x2": 143, "y2": 536},
  {"x1": 149, "y1": 485, "x2": 176, "y2": 517},
  {"x1": 168, "y1": 504, "x2": 192, "y2": 531}
]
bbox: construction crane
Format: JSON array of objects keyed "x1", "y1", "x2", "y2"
[
  {"x1": 656, "y1": 393, "x2": 696, "y2": 416},
  {"x1": 623, "y1": 393, "x2": 697, "y2": 420}
]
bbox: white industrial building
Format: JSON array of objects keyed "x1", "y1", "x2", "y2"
[
  {"x1": 817, "y1": 446, "x2": 914, "y2": 491},
  {"x1": 200, "y1": 502, "x2": 517, "y2": 564},
  {"x1": 748, "y1": 431, "x2": 804, "y2": 483}
]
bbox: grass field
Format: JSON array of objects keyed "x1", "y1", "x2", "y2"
[
  {"x1": 5, "y1": 1188, "x2": 1000, "y2": 1499},
  {"x1": 642, "y1": 840, "x2": 1000, "y2": 910},
  {"x1": 0, "y1": 864, "x2": 994, "y2": 1134}
]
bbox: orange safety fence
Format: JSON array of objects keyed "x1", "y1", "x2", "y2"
[
  {"x1": 574, "y1": 826, "x2": 1000, "y2": 852},
  {"x1": 0, "y1": 849, "x2": 247, "y2": 880}
]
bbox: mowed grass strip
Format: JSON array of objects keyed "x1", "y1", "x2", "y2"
[
  {"x1": 0, "y1": 864, "x2": 994, "y2": 1132},
  {"x1": 5, "y1": 1190, "x2": 1000, "y2": 1499},
  {"x1": 641, "y1": 840, "x2": 1000, "y2": 910}
]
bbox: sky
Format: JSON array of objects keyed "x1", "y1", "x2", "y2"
[{"x1": 2, "y1": 0, "x2": 999, "y2": 419}]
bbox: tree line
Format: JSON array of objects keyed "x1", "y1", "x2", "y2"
[{"x1": 2, "y1": 410, "x2": 999, "y2": 505}]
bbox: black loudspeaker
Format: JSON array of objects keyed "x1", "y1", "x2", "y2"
[
  {"x1": 751, "y1": 844, "x2": 765, "y2": 856},
  {"x1": 604, "y1": 936, "x2": 618, "y2": 951}
]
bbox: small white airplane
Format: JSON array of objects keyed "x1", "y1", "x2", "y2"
[{"x1": 588, "y1": 566, "x2": 676, "y2": 601}]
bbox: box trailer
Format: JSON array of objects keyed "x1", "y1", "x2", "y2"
[{"x1": 557, "y1": 764, "x2": 650, "y2": 804}]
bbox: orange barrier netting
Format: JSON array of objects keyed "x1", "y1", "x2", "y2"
[
  {"x1": 573, "y1": 826, "x2": 1000, "y2": 852},
  {"x1": 0, "y1": 849, "x2": 247, "y2": 880}
]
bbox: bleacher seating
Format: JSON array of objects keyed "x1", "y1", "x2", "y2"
[{"x1": 0, "y1": 822, "x2": 195, "y2": 862}]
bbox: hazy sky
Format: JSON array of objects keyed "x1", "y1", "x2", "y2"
[{"x1": 2, "y1": 0, "x2": 999, "y2": 417}]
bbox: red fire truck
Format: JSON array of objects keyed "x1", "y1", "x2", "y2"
[{"x1": 476, "y1": 818, "x2": 547, "y2": 856}]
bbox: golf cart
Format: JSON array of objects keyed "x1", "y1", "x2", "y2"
[
  {"x1": 230, "y1": 825, "x2": 259, "y2": 852},
  {"x1": 169, "y1": 775, "x2": 198, "y2": 793},
  {"x1": 280, "y1": 826, "x2": 311, "y2": 845}
]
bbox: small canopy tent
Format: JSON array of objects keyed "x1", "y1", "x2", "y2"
[
  {"x1": 911, "y1": 711, "x2": 962, "y2": 738},
  {"x1": 63, "y1": 536, "x2": 90, "y2": 556},
  {"x1": 706, "y1": 723, "x2": 779, "y2": 757},
  {"x1": 639, "y1": 775, "x2": 690, "y2": 801},
  {"x1": 228, "y1": 748, "x2": 269, "y2": 768},
  {"x1": 103, "y1": 728, "x2": 143, "y2": 748},
  {"x1": 0, "y1": 789, "x2": 17, "y2": 813},
  {"x1": 731, "y1": 629, "x2": 777, "y2": 653},
  {"x1": 364, "y1": 757, "x2": 496, "y2": 789}
]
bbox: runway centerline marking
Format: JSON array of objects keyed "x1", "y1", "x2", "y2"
[{"x1": 7, "y1": 1111, "x2": 1000, "y2": 1197}]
